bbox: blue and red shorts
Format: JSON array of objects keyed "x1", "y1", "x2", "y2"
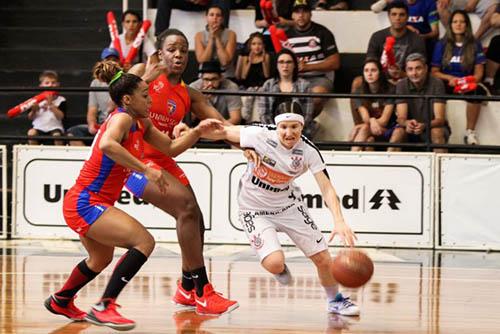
[
  {"x1": 63, "y1": 185, "x2": 112, "y2": 236},
  {"x1": 125, "y1": 157, "x2": 189, "y2": 197}
]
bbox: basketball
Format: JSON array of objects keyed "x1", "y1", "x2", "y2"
[{"x1": 331, "y1": 249, "x2": 374, "y2": 288}]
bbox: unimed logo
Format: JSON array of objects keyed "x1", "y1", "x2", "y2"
[
  {"x1": 43, "y1": 184, "x2": 148, "y2": 205},
  {"x1": 302, "y1": 188, "x2": 401, "y2": 211}
]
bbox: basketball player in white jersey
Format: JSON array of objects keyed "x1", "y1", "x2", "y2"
[{"x1": 209, "y1": 101, "x2": 360, "y2": 316}]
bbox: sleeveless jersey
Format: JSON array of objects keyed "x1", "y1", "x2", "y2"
[
  {"x1": 144, "y1": 73, "x2": 191, "y2": 160},
  {"x1": 74, "y1": 108, "x2": 145, "y2": 203},
  {"x1": 238, "y1": 125, "x2": 327, "y2": 211}
]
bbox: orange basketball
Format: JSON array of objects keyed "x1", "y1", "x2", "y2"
[{"x1": 331, "y1": 249, "x2": 374, "y2": 288}]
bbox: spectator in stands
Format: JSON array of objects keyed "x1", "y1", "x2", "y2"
[
  {"x1": 313, "y1": 0, "x2": 348, "y2": 10},
  {"x1": 349, "y1": 59, "x2": 404, "y2": 151},
  {"x1": 437, "y1": 0, "x2": 498, "y2": 40},
  {"x1": 371, "y1": 0, "x2": 440, "y2": 62},
  {"x1": 258, "y1": 48, "x2": 316, "y2": 138},
  {"x1": 286, "y1": 0, "x2": 340, "y2": 117},
  {"x1": 484, "y1": 4, "x2": 500, "y2": 93},
  {"x1": 112, "y1": 10, "x2": 157, "y2": 70},
  {"x1": 27, "y1": 71, "x2": 66, "y2": 146},
  {"x1": 66, "y1": 48, "x2": 117, "y2": 146},
  {"x1": 195, "y1": 5, "x2": 237, "y2": 78},
  {"x1": 155, "y1": 0, "x2": 231, "y2": 35},
  {"x1": 254, "y1": 0, "x2": 295, "y2": 52},
  {"x1": 189, "y1": 60, "x2": 242, "y2": 125},
  {"x1": 236, "y1": 32, "x2": 271, "y2": 123},
  {"x1": 350, "y1": 1, "x2": 425, "y2": 124},
  {"x1": 396, "y1": 53, "x2": 449, "y2": 153},
  {"x1": 236, "y1": 32, "x2": 271, "y2": 89},
  {"x1": 431, "y1": 10, "x2": 488, "y2": 144}
]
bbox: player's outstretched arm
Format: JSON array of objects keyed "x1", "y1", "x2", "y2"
[
  {"x1": 314, "y1": 171, "x2": 357, "y2": 246},
  {"x1": 143, "y1": 118, "x2": 223, "y2": 157}
]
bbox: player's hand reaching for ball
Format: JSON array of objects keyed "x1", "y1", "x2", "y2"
[
  {"x1": 330, "y1": 220, "x2": 357, "y2": 247},
  {"x1": 145, "y1": 166, "x2": 169, "y2": 195}
]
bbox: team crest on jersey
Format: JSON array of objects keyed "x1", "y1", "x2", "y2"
[
  {"x1": 250, "y1": 233, "x2": 264, "y2": 249},
  {"x1": 262, "y1": 155, "x2": 276, "y2": 167},
  {"x1": 290, "y1": 156, "x2": 303, "y2": 170},
  {"x1": 167, "y1": 99, "x2": 177, "y2": 116},
  {"x1": 153, "y1": 80, "x2": 164, "y2": 93}
]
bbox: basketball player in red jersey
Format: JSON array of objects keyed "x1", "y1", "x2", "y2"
[
  {"x1": 126, "y1": 28, "x2": 239, "y2": 316},
  {"x1": 44, "y1": 60, "x2": 223, "y2": 331}
]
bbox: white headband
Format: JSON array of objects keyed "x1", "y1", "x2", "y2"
[{"x1": 274, "y1": 113, "x2": 304, "y2": 125}]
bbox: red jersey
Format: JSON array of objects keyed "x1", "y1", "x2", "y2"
[
  {"x1": 145, "y1": 73, "x2": 191, "y2": 160},
  {"x1": 74, "y1": 108, "x2": 145, "y2": 203}
]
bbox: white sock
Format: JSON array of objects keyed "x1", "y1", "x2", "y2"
[
  {"x1": 484, "y1": 77, "x2": 494, "y2": 85},
  {"x1": 324, "y1": 285, "x2": 339, "y2": 302}
]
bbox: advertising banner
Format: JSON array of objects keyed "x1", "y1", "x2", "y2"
[
  {"x1": 13, "y1": 147, "x2": 434, "y2": 247},
  {"x1": 439, "y1": 155, "x2": 500, "y2": 250}
]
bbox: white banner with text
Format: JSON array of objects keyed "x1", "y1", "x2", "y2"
[{"x1": 12, "y1": 146, "x2": 434, "y2": 247}]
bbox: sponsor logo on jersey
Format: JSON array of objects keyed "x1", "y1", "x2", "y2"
[
  {"x1": 253, "y1": 165, "x2": 293, "y2": 185},
  {"x1": 251, "y1": 176, "x2": 290, "y2": 193},
  {"x1": 266, "y1": 138, "x2": 278, "y2": 148},
  {"x1": 262, "y1": 155, "x2": 276, "y2": 167},
  {"x1": 152, "y1": 80, "x2": 164, "y2": 94},
  {"x1": 292, "y1": 148, "x2": 303, "y2": 155}
]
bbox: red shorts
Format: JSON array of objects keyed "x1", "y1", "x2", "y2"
[
  {"x1": 63, "y1": 185, "x2": 112, "y2": 236},
  {"x1": 153, "y1": 155, "x2": 189, "y2": 186}
]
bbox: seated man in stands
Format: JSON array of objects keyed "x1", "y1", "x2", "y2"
[
  {"x1": 27, "y1": 71, "x2": 66, "y2": 146},
  {"x1": 189, "y1": 60, "x2": 242, "y2": 125},
  {"x1": 66, "y1": 48, "x2": 117, "y2": 146},
  {"x1": 285, "y1": 0, "x2": 340, "y2": 117},
  {"x1": 350, "y1": 1, "x2": 425, "y2": 124},
  {"x1": 112, "y1": 10, "x2": 157, "y2": 70},
  {"x1": 395, "y1": 53, "x2": 449, "y2": 153}
]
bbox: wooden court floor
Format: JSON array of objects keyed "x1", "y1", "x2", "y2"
[{"x1": 1, "y1": 240, "x2": 500, "y2": 334}]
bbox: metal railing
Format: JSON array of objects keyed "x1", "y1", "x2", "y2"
[{"x1": 2, "y1": 86, "x2": 500, "y2": 152}]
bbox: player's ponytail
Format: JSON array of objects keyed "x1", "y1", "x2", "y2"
[{"x1": 92, "y1": 59, "x2": 143, "y2": 107}]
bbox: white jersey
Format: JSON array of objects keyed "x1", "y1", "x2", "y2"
[
  {"x1": 238, "y1": 125, "x2": 327, "y2": 211},
  {"x1": 32, "y1": 95, "x2": 66, "y2": 132}
]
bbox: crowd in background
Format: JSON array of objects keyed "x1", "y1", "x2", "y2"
[{"x1": 25, "y1": 0, "x2": 500, "y2": 150}]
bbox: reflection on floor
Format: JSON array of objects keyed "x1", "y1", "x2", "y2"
[{"x1": 1, "y1": 240, "x2": 500, "y2": 333}]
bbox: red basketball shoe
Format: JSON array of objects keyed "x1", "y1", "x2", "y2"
[
  {"x1": 44, "y1": 295, "x2": 87, "y2": 321},
  {"x1": 194, "y1": 283, "x2": 239, "y2": 315},
  {"x1": 172, "y1": 280, "x2": 196, "y2": 308},
  {"x1": 85, "y1": 299, "x2": 135, "y2": 331}
]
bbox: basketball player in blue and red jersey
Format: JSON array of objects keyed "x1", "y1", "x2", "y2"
[
  {"x1": 127, "y1": 28, "x2": 238, "y2": 315},
  {"x1": 44, "y1": 60, "x2": 223, "y2": 330}
]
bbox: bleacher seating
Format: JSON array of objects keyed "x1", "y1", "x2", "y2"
[{"x1": 0, "y1": 2, "x2": 498, "y2": 145}]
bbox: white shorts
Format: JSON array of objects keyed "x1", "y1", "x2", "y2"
[{"x1": 238, "y1": 203, "x2": 328, "y2": 262}]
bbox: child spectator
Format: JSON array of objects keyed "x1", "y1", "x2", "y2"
[
  {"x1": 431, "y1": 9, "x2": 488, "y2": 144},
  {"x1": 349, "y1": 59, "x2": 404, "y2": 151},
  {"x1": 195, "y1": 5, "x2": 237, "y2": 78},
  {"x1": 27, "y1": 71, "x2": 66, "y2": 146}
]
